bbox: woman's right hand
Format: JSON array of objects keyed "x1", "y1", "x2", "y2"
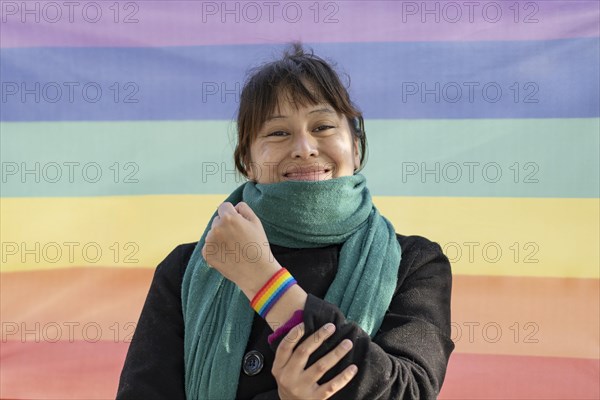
[{"x1": 271, "y1": 322, "x2": 358, "y2": 400}]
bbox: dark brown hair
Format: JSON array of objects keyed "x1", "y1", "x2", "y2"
[{"x1": 234, "y1": 41, "x2": 368, "y2": 178}]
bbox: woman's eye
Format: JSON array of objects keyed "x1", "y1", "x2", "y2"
[
  {"x1": 266, "y1": 126, "x2": 333, "y2": 136},
  {"x1": 267, "y1": 131, "x2": 287, "y2": 137},
  {"x1": 314, "y1": 125, "x2": 334, "y2": 132}
]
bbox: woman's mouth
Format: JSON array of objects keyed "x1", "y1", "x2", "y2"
[{"x1": 284, "y1": 169, "x2": 331, "y2": 181}]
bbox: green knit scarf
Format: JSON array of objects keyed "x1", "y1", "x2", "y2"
[{"x1": 181, "y1": 173, "x2": 401, "y2": 399}]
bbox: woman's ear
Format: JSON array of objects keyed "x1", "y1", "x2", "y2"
[
  {"x1": 246, "y1": 165, "x2": 255, "y2": 181},
  {"x1": 353, "y1": 136, "x2": 361, "y2": 171},
  {"x1": 246, "y1": 158, "x2": 260, "y2": 182}
]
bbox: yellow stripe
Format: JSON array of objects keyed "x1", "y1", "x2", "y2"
[
  {"x1": 1, "y1": 196, "x2": 598, "y2": 278},
  {"x1": 0, "y1": 194, "x2": 223, "y2": 273},
  {"x1": 255, "y1": 273, "x2": 292, "y2": 312},
  {"x1": 374, "y1": 196, "x2": 599, "y2": 279},
  {"x1": 253, "y1": 271, "x2": 285, "y2": 309}
]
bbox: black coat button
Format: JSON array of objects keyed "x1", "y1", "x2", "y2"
[{"x1": 243, "y1": 350, "x2": 264, "y2": 376}]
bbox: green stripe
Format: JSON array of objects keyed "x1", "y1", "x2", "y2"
[{"x1": 1, "y1": 119, "x2": 598, "y2": 198}]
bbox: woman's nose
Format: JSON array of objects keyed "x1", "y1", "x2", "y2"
[{"x1": 290, "y1": 132, "x2": 319, "y2": 159}]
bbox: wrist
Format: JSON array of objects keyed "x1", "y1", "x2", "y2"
[
  {"x1": 250, "y1": 267, "x2": 297, "y2": 319},
  {"x1": 239, "y1": 261, "x2": 282, "y2": 300},
  {"x1": 242, "y1": 264, "x2": 308, "y2": 331},
  {"x1": 264, "y1": 284, "x2": 307, "y2": 331}
]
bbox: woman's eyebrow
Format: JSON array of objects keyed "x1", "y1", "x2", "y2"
[{"x1": 266, "y1": 107, "x2": 336, "y2": 121}]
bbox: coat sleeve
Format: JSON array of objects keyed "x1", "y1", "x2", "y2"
[
  {"x1": 115, "y1": 245, "x2": 188, "y2": 400},
  {"x1": 268, "y1": 238, "x2": 455, "y2": 400},
  {"x1": 251, "y1": 389, "x2": 280, "y2": 400}
]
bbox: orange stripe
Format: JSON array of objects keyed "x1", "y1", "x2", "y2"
[
  {"x1": 1, "y1": 267, "x2": 154, "y2": 341},
  {"x1": 254, "y1": 272, "x2": 293, "y2": 313},
  {"x1": 440, "y1": 353, "x2": 600, "y2": 399},
  {"x1": 2, "y1": 268, "x2": 598, "y2": 359},
  {"x1": 251, "y1": 268, "x2": 287, "y2": 308},
  {"x1": 452, "y1": 275, "x2": 599, "y2": 359}
]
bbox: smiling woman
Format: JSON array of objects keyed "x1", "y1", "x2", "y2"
[
  {"x1": 234, "y1": 45, "x2": 367, "y2": 185},
  {"x1": 116, "y1": 42, "x2": 455, "y2": 400},
  {"x1": 247, "y1": 99, "x2": 360, "y2": 183}
]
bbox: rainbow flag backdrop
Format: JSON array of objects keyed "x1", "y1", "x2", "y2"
[{"x1": 1, "y1": 1, "x2": 599, "y2": 398}]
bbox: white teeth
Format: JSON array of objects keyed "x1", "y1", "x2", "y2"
[{"x1": 283, "y1": 169, "x2": 332, "y2": 177}]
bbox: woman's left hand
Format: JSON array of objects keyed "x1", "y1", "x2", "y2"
[
  {"x1": 201, "y1": 201, "x2": 280, "y2": 294},
  {"x1": 272, "y1": 322, "x2": 358, "y2": 400}
]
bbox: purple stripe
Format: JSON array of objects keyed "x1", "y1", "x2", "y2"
[{"x1": 2, "y1": 1, "x2": 598, "y2": 48}]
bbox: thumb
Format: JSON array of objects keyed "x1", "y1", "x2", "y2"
[{"x1": 235, "y1": 202, "x2": 257, "y2": 222}]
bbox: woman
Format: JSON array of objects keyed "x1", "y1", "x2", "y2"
[{"x1": 117, "y1": 42, "x2": 455, "y2": 399}]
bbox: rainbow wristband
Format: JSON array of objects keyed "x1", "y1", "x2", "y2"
[{"x1": 251, "y1": 268, "x2": 297, "y2": 319}]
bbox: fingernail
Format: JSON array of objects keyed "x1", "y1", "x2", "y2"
[
  {"x1": 349, "y1": 365, "x2": 358, "y2": 374},
  {"x1": 341, "y1": 339, "x2": 353, "y2": 350},
  {"x1": 323, "y1": 323, "x2": 335, "y2": 333}
]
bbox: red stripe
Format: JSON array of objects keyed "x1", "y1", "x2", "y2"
[
  {"x1": 1, "y1": 340, "x2": 127, "y2": 399},
  {"x1": 250, "y1": 267, "x2": 286, "y2": 308},
  {"x1": 440, "y1": 353, "x2": 600, "y2": 399},
  {"x1": 2, "y1": 341, "x2": 598, "y2": 399}
]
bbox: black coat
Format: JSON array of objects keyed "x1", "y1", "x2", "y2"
[{"x1": 116, "y1": 234, "x2": 455, "y2": 399}]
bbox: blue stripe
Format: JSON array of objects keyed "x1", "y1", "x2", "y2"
[
  {"x1": 1, "y1": 38, "x2": 598, "y2": 121},
  {"x1": 259, "y1": 277, "x2": 296, "y2": 318}
]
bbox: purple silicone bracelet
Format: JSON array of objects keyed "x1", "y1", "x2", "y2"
[{"x1": 267, "y1": 309, "x2": 305, "y2": 345}]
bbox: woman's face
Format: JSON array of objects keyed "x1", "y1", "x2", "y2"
[{"x1": 247, "y1": 98, "x2": 360, "y2": 184}]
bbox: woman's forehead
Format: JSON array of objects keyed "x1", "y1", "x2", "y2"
[
  {"x1": 270, "y1": 98, "x2": 334, "y2": 117},
  {"x1": 270, "y1": 80, "x2": 327, "y2": 111},
  {"x1": 271, "y1": 88, "x2": 332, "y2": 114}
]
